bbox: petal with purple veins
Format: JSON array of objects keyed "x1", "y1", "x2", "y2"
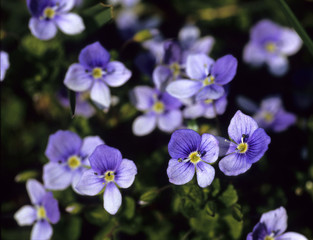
[
  {"x1": 103, "y1": 182, "x2": 122, "y2": 215},
  {"x1": 211, "y1": 54, "x2": 238, "y2": 85},
  {"x1": 115, "y1": 159, "x2": 137, "y2": 188},
  {"x1": 196, "y1": 161, "x2": 215, "y2": 188},
  {"x1": 246, "y1": 128, "x2": 271, "y2": 164},
  {"x1": 260, "y1": 206, "x2": 287, "y2": 236},
  {"x1": 75, "y1": 169, "x2": 105, "y2": 195},
  {"x1": 167, "y1": 159, "x2": 195, "y2": 185},
  {"x1": 199, "y1": 133, "x2": 219, "y2": 163},
  {"x1": 219, "y1": 153, "x2": 251, "y2": 176}
]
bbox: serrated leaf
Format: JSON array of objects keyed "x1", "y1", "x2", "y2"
[{"x1": 231, "y1": 204, "x2": 243, "y2": 222}]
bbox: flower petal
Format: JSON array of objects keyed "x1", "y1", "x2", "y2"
[
  {"x1": 75, "y1": 169, "x2": 105, "y2": 195},
  {"x1": 196, "y1": 161, "x2": 215, "y2": 188},
  {"x1": 64, "y1": 63, "x2": 93, "y2": 92},
  {"x1": 219, "y1": 153, "x2": 252, "y2": 176},
  {"x1": 103, "y1": 182, "x2": 122, "y2": 215},
  {"x1": 27, "y1": 0, "x2": 47, "y2": 17},
  {"x1": 279, "y1": 28, "x2": 302, "y2": 56},
  {"x1": 246, "y1": 128, "x2": 271, "y2": 164},
  {"x1": 115, "y1": 159, "x2": 137, "y2": 188},
  {"x1": 178, "y1": 25, "x2": 200, "y2": 49},
  {"x1": 199, "y1": 134, "x2": 219, "y2": 163},
  {"x1": 211, "y1": 54, "x2": 237, "y2": 85},
  {"x1": 78, "y1": 42, "x2": 110, "y2": 69},
  {"x1": 236, "y1": 95, "x2": 259, "y2": 114},
  {"x1": 43, "y1": 162, "x2": 73, "y2": 190},
  {"x1": 183, "y1": 102, "x2": 205, "y2": 119},
  {"x1": 57, "y1": 0, "x2": 76, "y2": 12},
  {"x1": 260, "y1": 206, "x2": 287, "y2": 236},
  {"x1": 31, "y1": 220, "x2": 53, "y2": 240},
  {"x1": 153, "y1": 65, "x2": 172, "y2": 91},
  {"x1": 190, "y1": 36, "x2": 215, "y2": 55},
  {"x1": 203, "y1": 95, "x2": 228, "y2": 118},
  {"x1": 130, "y1": 86, "x2": 155, "y2": 111},
  {"x1": 89, "y1": 145, "x2": 122, "y2": 173},
  {"x1": 271, "y1": 110, "x2": 296, "y2": 132},
  {"x1": 215, "y1": 136, "x2": 236, "y2": 157},
  {"x1": 26, "y1": 179, "x2": 46, "y2": 205},
  {"x1": 55, "y1": 13, "x2": 85, "y2": 35},
  {"x1": 132, "y1": 113, "x2": 157, "y2": 136},
  {"x1": 196, "y1": 84, "x2": 225, "y2": 101},
  {"x1": 158, "y1": 110, "x2": 182, "y2": 133},
  {"x1": 80, "y1": 136, "x2": 105, "y2": 159},
  {"x1": 167, "y1": 159, "x2": 195, "y2": 185},
  {"x1": 14, "y1": 205, "x2": 36, "y2": 226},
  {"x1": 267, "y1": 55, "x2": 289, "y2": 76},
  {"x1": 29, "y1": 18, "x2": 57, "y2": 40},
  {"x1": 277, "y1": 232, "x2": 308, "y2": 240},
  {"x1": 243, "y1": 42, "x2": 266, "y2": 67},
  {"x1": 90, "y1": 80, "x2": 111, "y2": 108},
  {"x1": 168, "y1": 129, "x2": 201, "y2": 159},
  {"x1": 186, "y1": 54, "x2": 214, "y2": 80},
  {"x1": 0, "y1": 51, "x2": 9, "y2": 81},
  {"x1": 104, "y1": 61, "x2": 131, "y2": 87},
  {"x1": 71, "y1": 168, "x2": 85, "y2": 193},
  {"x1": 228, "y1": 110, "x2": 259, "y2": 144},
  {"x1": 42, "y1": 192, "x2": 60, "y2": 224},
  {"x1": 166, "y1": 79, "x2": 202, "y2": 99},
  {"x1": 161, "y1": 92, "x2": 182, "y2": 110}
]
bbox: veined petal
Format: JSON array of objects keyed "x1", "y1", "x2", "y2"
[
  {"x1": 103, "y1": 182, "x2": 122, "y2": 215},
  {"x1": 31, "y1": 220, "x2": 53, "y2": 240},
  {"x1": 64, "y1": 63, "x2": 93, "y2": 92},
  {"x1": 186, "y1": 53, "x2": 214, "y2": 80},
  {"x1": 267, "y1": 55, "x2": 289, "y2": 76},
  {"x1": 228, "y1": 110, "x2": 259, "y2": 144},
  {"x1": 183, "y1": 103, "x2": 205, "y2": 119},
  {"x1": 246, "y1": 128, "x2": 271, "y2": 164},
  {"x1": 280, "y1": 28, "x2": 302, "y2": 56},
  {"x1": 29, "y1": 18, "x2": 57, "y2": 40},
  {"x1": 26, "y1": 179, "x2": 46, "y2": 205},
  {"x1": 130, "y1": 86, "x2": 155, "y2": 111},
  {"x1": 215, "y1": 136, "x2": 236, "y2": 157},
  {"x1": 196, "y1": 161, "x2": 215, "y2": 188},
  {"x1": 277, "y1": 232, "x2": 308, "y2": 240},
  {"x1": 166, "y1": 79, "x2": 202, "y2": 99},
  {"x1": 260, "y1": 206, "x2": 287, "y2": 236},
  {"x1": 104, "y1": 61, "x2": 131, "y2": 87},
  {"x1": 90, "y1": 80, "x2": 111, "y2": 108},
  {"x1": 153, "y1": 65, "x2": 172, "y2": 90},
  {"x1": 168, "y1": 129, "x2": 201, "y2": 159},
  {"x1": 132, "y1": 114, "x2": 157, "y2": 136},
  {"x1": 42, "y1": 192, "x2": 60, "y2": 224},
  {"x1": 219, "y1": 153, "x2": 252, "y2": 176},
  {"x1": 43, "y1": 162, "x2": 73, "y2": 190},
  {"x1": 14, "y1": 205, "x2": 36, "y2": 226},
  {"x1": 55, "y1": 13, "x2": 85, "y2": 35},
  {"x1": 212, "y1": 54, "x2": 238, "y2": 85},
  {"x1": 80, "y1": 136, "x2": 105, "y2": 159},
  {"x1": 78, "y1": 42, "x2": 110, "y2": 69},
  {"x1": 89, "y1": 145, "x2": 122, "y2": 173},
  {"x1": 76, "y1": 169, "x2": 105, "y2": 195},
  {"x1": 158, "y1": 110, "x2": 182, "y2": 133},
  {"x1": 45, "y1": 130, "x2": 82, "y2": 163},
  {"x1": 196, "y1": 84, "x2": 224, "y2": 101},
  {"x1": 115, "y1": 159, "x2": 137, "y2": 188},
  {"x1": 199, "y1": 134, "x2": 219, "y2": 163},
  {"x1": 167, "y1": 159, "x2": 195, "y2": 185}
]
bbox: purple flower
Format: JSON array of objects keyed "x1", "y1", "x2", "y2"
[
  {"x1": 131, "y1": 86, "x2": 183, "y2": 136},
  {"x1": 76, "y1": 144, "x2": 137, "y2": 215},
  {"x1": 14, "y1": 179, "x2": 60, "y2": 240},
  {"x1": 243, "y1": 19, "x2": 302, "y2": 76},
  {"x1": 183, "y1": 94, "x2": 228, "y2": 119},
  {"x1": 0, "y1": 51, "x2": 9, "y2": 81},
  {"x1": 64, "y1": 42, "x2": 131, "y2": 108},
  {"x1": 167, "y1": 129, "x2": 219, "y2": 187},
  {"x1": 247, "y1": 207, "x2": 308, "y2": 240},
  {"x1": 27, "y1": 0, "x2": 85, "y2": 40},
  {"x1": 43, "y1": 130, "x2": 104, "y2": 192},
  {"x1": 166, "y1": 53, "x2": 237, "y2": 101},
  {"x1": 218, "y1": 110, "x2": 271, "y2": 176},
  {"x1": 237, "y1": 96, "x2": 296, "y2": 132}
]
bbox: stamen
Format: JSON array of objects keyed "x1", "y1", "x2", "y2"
[
  {"x1": 104, "y1": 171, "x2": 115, "y2": 182},
  {"x1": 37, "y1": 206, "x2": 46, "y2": 220},
  {"x1": 263, "y1": 112, "x2": 274, "y2": 122},
  {"x1": 203, "y1": 75, "x2": 215, "y2": 86},
  {"x1": 67, "y1": 155, "x2": 81, "y2": 170},
  {"x1": 43, "y1": 7, "x2": 56, "y2": 19},
  {"x1": 265, "y1": 42, "x2": 276, "y2": 53},
  {"x1": 188, "y1": 151, "x2": 201, "y2": 164},
  {"x1": 152, "y1": 101, "x2": 165, "y2": 113},
  {"x1": 92, "y1": 67, "x2": 103, "y2": 79},
  {"x1": 237, "y1": 142, "x2": 248, "y2": 154}
]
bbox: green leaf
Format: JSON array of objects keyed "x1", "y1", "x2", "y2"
[
  {"x1": 85, "y1": 206, "x2": 111, "y2": 226},
  {"x1": 123, "y1": 197, "x2": 135, "y2": 219},
  {"x1": 205, "y1": 201, "x2": 216, "y2": 217},
  {"x1": 231, "y1": 204, "x2": 243, "y2": 222},
  {"x1": 210, "y1": 178, "x2": 221, "y2": 197},
  {"x1": 68, "y1": 89, "x2": 76, "y2": 117},
  {"x1": 139, "y1": 187, "x2": 158, "y2": 205},
  {"x1": 53, "y1": 216, "x2": 82, "y2": 240},
  {"x1": 15, "y1": 170, "x2": 38, "y2": 182},
  {"x1": 218, "y1": 184, "x2": 238, "y2": 207},
  {"x1": 83, "y1": 3, "x2": 113, "y2": 32},
  {"x1": 223, "y1": 214, "x2": 243, "y2": 239},
  {"x1": 276, "y1": 0, "x2": 313, "y2": 57}
]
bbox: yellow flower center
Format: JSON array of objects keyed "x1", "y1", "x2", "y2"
[
  {"x1": 104, "y1": 171, "x2": 115, "y2": 182},
  {"x1": 203, "y1": 76, "x2": 215, "y2": 86},
  {"x1": 189, "y1": 151, "x2": 201, "y2": 164},
  {"x1": 204, "y1": 99, "x2": 213, "y2": 104},
  {"x1": 92, "y1": 67, "x2": 103, "y2": 79},
  {"x1": 265, "y1": 42, "x2": 276, "y2": 53},
  {"x1": 263, "y1": 112, "x2": 274, "y2": 122},
  {"x1": 170, "y1": 62, "x2": 180, "y2": 77},
  {"x1": 237, "y1": 142, "x2": 248, "y2": 153},
  {"x1": 264, "y1": 236, "x2": 275, "y2": 240},
  {"x1": 37, "y1": 206, "x2": 46, "y2": 219},
  {"x1": 153, "y1": 101, "x2": 165, "y2": 113},
  {"x1": 44, "y1": 7, "x2": 55, "y2": 19},
  {"x1": 67, "y1": 155, "x2": 81, "y2": 169}
]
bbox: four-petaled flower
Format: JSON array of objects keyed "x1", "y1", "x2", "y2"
[
  {"x1": 243, "y1": 19, "x2": 302, "y2": 76},
  {"x1": 247, "y1": 206, "x2": 308, "y2": 240},
  {"x1": 166, "y1": 53, "x2": 237, "y2": 101},
  {"x1": 14, "y1": 179, "x2": 60, "y2": 240},
  {"x1": 167, "y1": 129, "x2": 219, "y2": 187},
  {"x1": 64, "y1": 42, "x2": 132, "y2": 108},
  {"x1": 43, "y1": 130, "x2": 104, "y2": 192},
  {"x1": 218, "y1": 110, "x2": 271, "y2": 176},
  {"x1": 76, "y1": 144, "x2": 137, "y2": 215},
  {"x1": 27, "y1": 0, "x2": 85, "y2": 40},
  {"x1": 131, "y1": 86, "x2": 183, "y2": 136}
]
